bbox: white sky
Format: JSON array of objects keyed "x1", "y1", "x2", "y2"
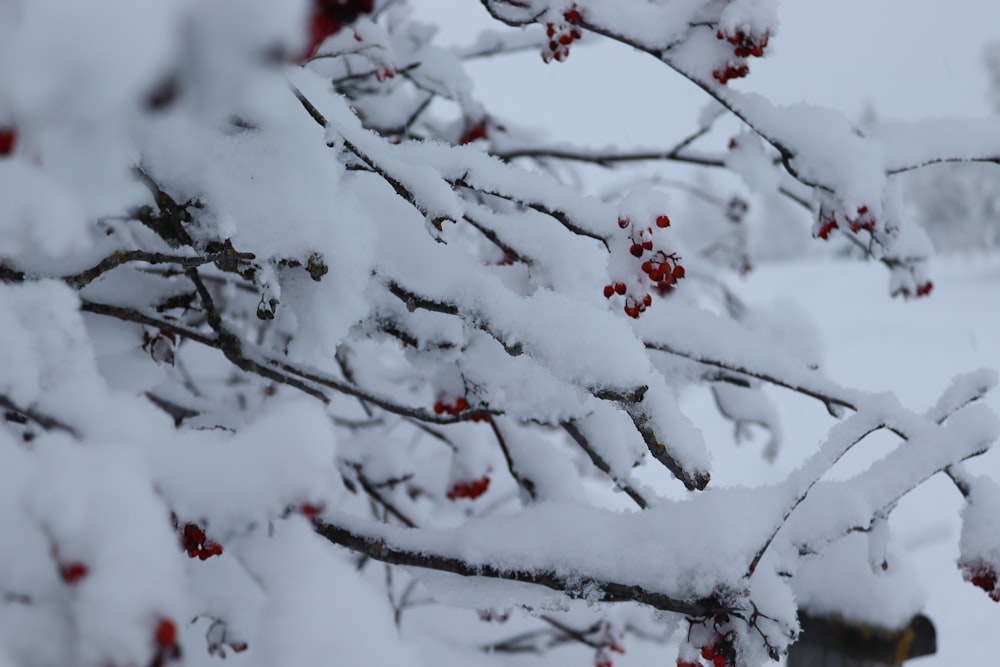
[{"x1": 427, "y1": 1, "x2": 1000, "y2": 146}]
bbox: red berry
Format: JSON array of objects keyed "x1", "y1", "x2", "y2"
[
  {"x1": 701, "y1": 646, "x2": 715, "y2": 660},
  {"x1": 713, "y1": 655, "x2": 726, "y2": 667},
  {"x1": 641, "y1": 261, "x2": 652, "y2": 273},
  {"x1": 618, "y1": 217, "x2": 630, "y2": 228},
  {"x1": 0, "y1": 128, "x2": 16, "y2": 156},
  {"x1": 642, "y1": 294, "x2": 652, "y2": 307},
  {"x1": 60, "y1": 562, "x2": 88, "y2": 584},
  {"x1": 630, "y1": 244, "x2": 644, "y2": 257},
  {"x1": 614, "y1": 283, "x2": 627, "y2": 295},
  {"x1": 433, "y1": 402, "x2": 445, "y2": 414},
  {"x1": 300, "y1": 503, "x2": 323, "y2": 517},
  {"x1": 455, "y1": 397, "x2": 469, "y2": 412},
  {"x1": 563, "y1": 7, "x2": 582, "y2": 23},
  {"x1": 459, "y1": 121, "x2": 488, "y2": 145},
  {"x1": 672, "y1": 265, "x2": 685, "y2": 279},
  {"x1": 155, "y1": 618, "x2": 177, "y2": 648},
  {"x1": 816, "y1": 220, "x2": 837, "y2": 240},
  {"x1": 603, "y1": 285, "x2": 615, "y2": 298},
  {"x1": 857, "y1": 205, "x2": 868, "y2": 215},
  {"x1": 655, "y1": 215, "x2": 670, "y2": 228},
  {"x1": 642, "y1": 240, "x2": 653, "y2": 251}
]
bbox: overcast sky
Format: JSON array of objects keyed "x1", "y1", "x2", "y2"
[{"x1": 427, "y1": 1, "x2": 1000, "y2": 147}]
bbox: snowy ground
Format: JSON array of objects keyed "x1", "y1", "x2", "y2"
[{"x1": 707, "y1": 253, "x2": 1000, "y2": 665}]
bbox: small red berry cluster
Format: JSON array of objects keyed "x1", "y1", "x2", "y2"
[
  {"x1": 433, "y1": 395, "x2": 488, "y2": 422},
  {"x1": 0, "y1": 127, "x2": 16, "y2": 157},
  {"x1": 300, "y1": 0, "x2": 375, "y2": 61},
  {"x1": 603, "y1": 215, "x2": 684, "y2": 318},
  {"x1": 541, "y1": 7, "x2": 582, "y2": 63},
  {"x1": 434, "y1": 395, "x2": 468, "y2": 415},
  {"x1": 446, "y1": 476, "x2": 490, "y2": 501},
  {"x1": 179, "y1": 521, "x2": 223, "y2": 560},
  {"x1": 893, "y1": 280, "x2": 933, "y2": 299},
  {"x1": 712, "y1": 29, "x2": 769, "y2": 84},
  {"x1": 815, "y1": 205, "x2": 876, "y2": 240},
  {"x1": 960, "y1": 559, "x2": 1000, "y2": 601},
  {"x1": 593, "y1": 622, "x2": 626, "y2": 667},
  {"x1": 677, "y1": 615, "x2": 735, "y2": 667}
]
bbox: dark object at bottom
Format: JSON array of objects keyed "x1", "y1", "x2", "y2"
[{"x1": 786, "y1": 613, "x2": 935, "y2": 666}]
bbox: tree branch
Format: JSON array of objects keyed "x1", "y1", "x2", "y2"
[{"x1": 313, "y1": 517, "x2": 726, "y2": 616}]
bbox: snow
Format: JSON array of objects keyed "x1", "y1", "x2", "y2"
[{"x1": 4, "y1": 1, "x2": 1000, "y2": 665}]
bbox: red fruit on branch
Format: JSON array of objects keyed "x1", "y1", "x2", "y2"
[
  {"x1": 656, "y1": 215, "x2": 671, "y2": 228},
  {"x1": 155, "y1": 618, "x2": 178, "y2": 648},
  {"x1": 563, "y1": 7, "x2": 582, "y2": 24},
  {"x1": 459, "y1": 120, "x2": 488, "y2": 145},
  {"x1": 60, "y1": 562, "x2": 88, "y2": 585},
  {"x1": 179, "y1": 521, "x2": 223, "y2": 560},
  {"x1": 603, "y1": 285, "x2": 615, "y2": 298},
  {"x1": 816, "y1": 219, "x2": 838, "y2": 240},
  {"x1": 960, "y1": 559, "x2": 1000, "y2": 600},
  {"x1": 446, "y1": 476, "x2": 491, "y2": 501},
  {"x1": 0, "y1": 128, "x2": 16, "y2": 156}
]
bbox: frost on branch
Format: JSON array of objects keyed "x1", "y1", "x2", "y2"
[{"x1": 1, "y1": 1, "x2": 1000, "y2": 666}]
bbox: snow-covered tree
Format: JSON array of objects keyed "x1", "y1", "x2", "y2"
[
  {"x1": 893, "y1": 42, "x2": 1000, "y2": 254},
  {"x1": 1, "y1": 1, "x2": 999, "y2": 666}
]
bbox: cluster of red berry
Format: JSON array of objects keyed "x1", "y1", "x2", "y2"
[
  {"x1": 712, "y1": 29, "x2": 769, "y2": 84},
  {"x1": 179, "y1": 521, "x2": 223, "y2": 560},
  {"x1": 541, "y1": 7, "x2": 582, "y2": 63},
  {"x1": 593, "y1": 622, "x2": 626, "y2": 667},
  {"x1": 718, "y1": 29, "x2": 769, "y2": 58},
  {"x1": 603, "y1": 215, "x2": 684, "y2": 318},
  {"x1": 677, "y1": 615, "x2": 735, "y2": 667},
  {"x1": 300, "y1": 0, "x2": 375, "y2": 61},
  {"x1": 446, "y1": 476, "x2": 490, "y2": 501},
  {"x1": 891, "y1": 280, "x2": 934, "y2": 299},
  {"x1": 960, "y1": 559, "x2": 1000, "y2": 601},
  {"x1": 815, "y1": 205, "x2": 876, "y2": 240},
  {"x1": 434, "y1": 396, "x2": 469, "y2": 415},
  {"x1": 433, "y1": 396, "x2": 488, "y2": 422},
  {"x1": 0, "y1": 128, "x2": 15, "y2": 157},
  {"x1": 712, "y1": 63, "x2": 748, "y2": 85}
]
